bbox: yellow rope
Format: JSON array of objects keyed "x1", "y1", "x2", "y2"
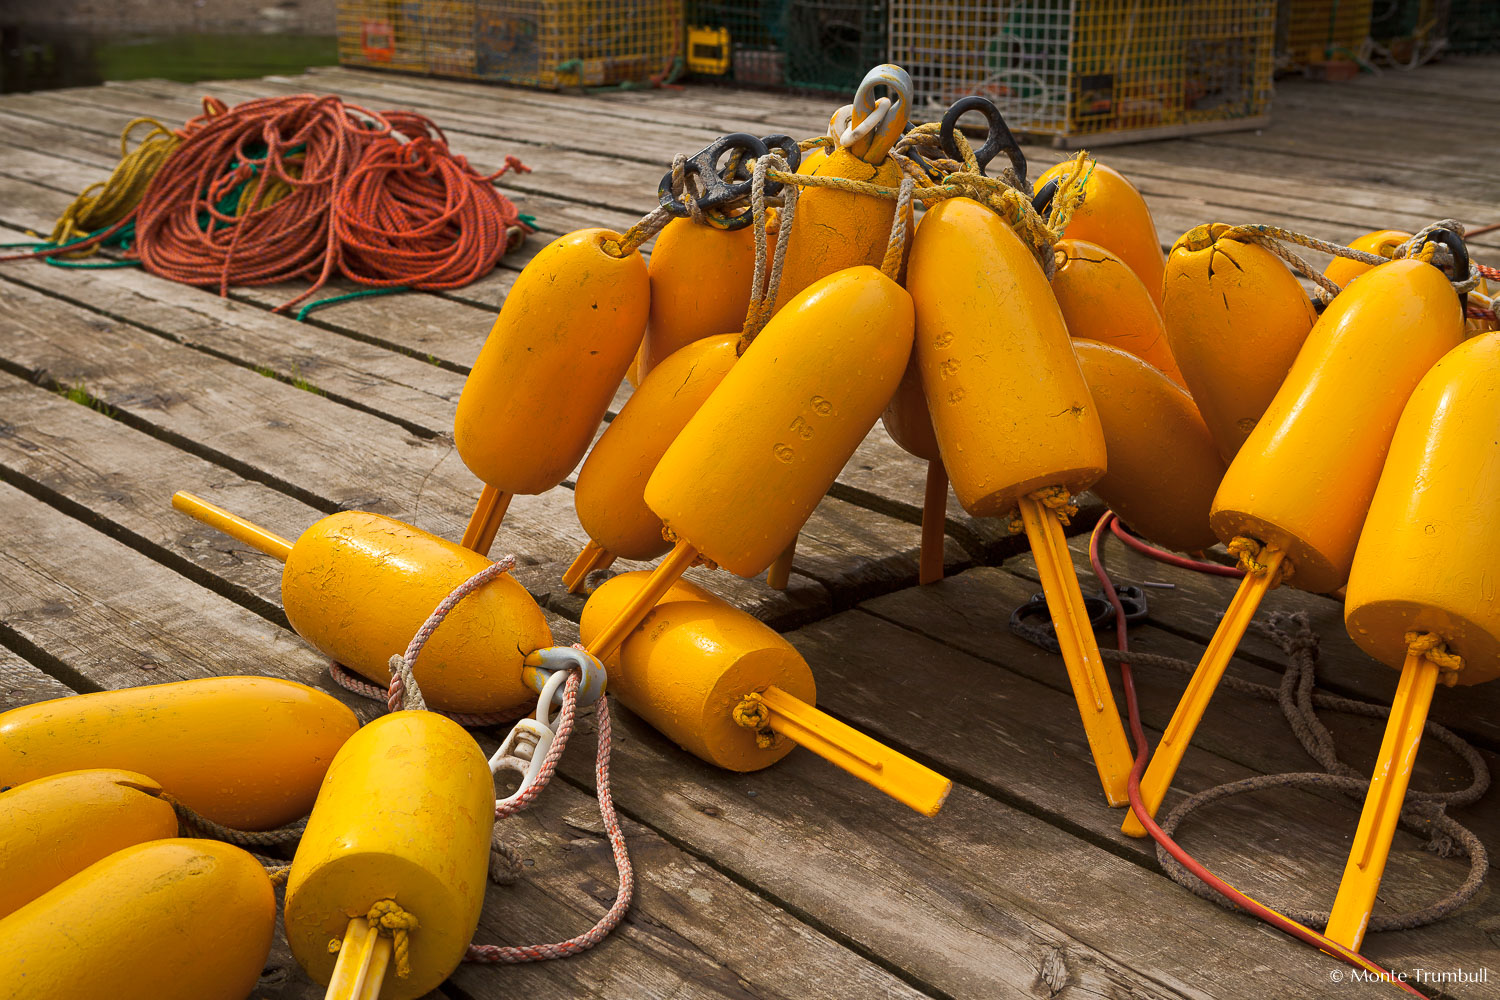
[
  {"x1": 1005, "y1": 487, "x2": 1080, "y2": 535},
  {"x1": 1405, "y1": 630, "x2": 1465, "y2": 680},
  {"x1": 1226, "y1": 536, "x2": 1293, "y2": 584},
  {"x1": 366, "y1": 899, "x2": 420, "y2": 978},
  {"x1": 731, "y1": 692, "x2": 778, "y2": 749},
  {"x1": 44, "y1": 117, "x2": 182, "y2": 254}
]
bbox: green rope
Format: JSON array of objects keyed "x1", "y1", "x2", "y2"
[{"x1": 295, "y1": 285, "x2": 408, "y2": 321}]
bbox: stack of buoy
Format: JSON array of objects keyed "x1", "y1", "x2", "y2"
[{"x1": 6, "y1": 59, "x2": 1495, "y2": 1000}]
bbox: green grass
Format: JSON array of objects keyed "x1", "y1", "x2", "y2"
[
  {"x1": 254, "y1": 362, "x2": 324, "y2": 396},
  {"x1": 55, "y1": 381, "x2": 116, "y2": 418},
  {"x1": 93, "y1": 34, "x2": 338, "y2": 85}
]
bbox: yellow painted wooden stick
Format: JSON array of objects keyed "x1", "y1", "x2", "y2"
[
  {"x1": 324, "y1": 917, "x2": 391, "y2": 1000},
  {"x1": 172, "y1": 491, "x2": 292, "y2": 561},
  {"x1": 1324, "y1": 650, "x2": 1440, "y2": 951},
  {"x1": 919, "y1": 460, "x2": 947, "y2": 585},
  {"x1": 562, "y1": 538, "x2": 613, "y2": 594},
  {"x1": 1121, "y1": 547, "x2": 1284, "y2": 838},
  {"x1": 1018, "y1": 494, "x2": 1133, "y2": 807},
  {"x1": 585, "y1": 540, "x2": 699, "y2": 661},
  {"x1": 766, "y1": 535, "x2": 797, "y2": 591},
  {"x1": 460, "y1": 485, "x2": 511, "y2": 554},
  {"x1": 755, "y1": 685, "x2": 951, "y2": 816}
]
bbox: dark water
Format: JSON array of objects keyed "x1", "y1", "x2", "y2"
[{"x1": 1, "y1": 26, "x2": 337, "y2": 93}]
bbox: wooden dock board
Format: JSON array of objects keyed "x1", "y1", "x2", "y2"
[{"x1": 1, "y1": 58, "x2": 1497, "y2": 999}]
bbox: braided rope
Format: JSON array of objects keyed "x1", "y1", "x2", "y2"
[
  {"x1": 1226, "y1": 536, "x2": 1294, "y2": 585},
  {"x1": 1005, "y1": 486, "x2": 1080, "y2": 535},
  {"x1": 1100, "y1": 612, "x2": 1489, "y2": 931},
  {"x1": 738, "y1": 151, "x2": 799, "y2": 351},
  {"x1": 365, "y1": 899, "x2": 420, "y2": 978},
  {"x1": 165, "y1": 794, "x2": 306, "y2": 849}
]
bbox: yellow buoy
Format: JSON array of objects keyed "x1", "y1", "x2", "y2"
[
  {"x1": 1329, "y1": 330, "x2": 1500, "y2": 950},
  {"x1": 908, "y1": 195, "x2": 1131, "y2": 807},
  {"x1": 1052, "y1": 237, "x2": 1184, "y2": 388},
  {"x1": 0, "y1": 676, "x2": 357, "y2": 830},
  {"x1": 1034, "y1": 160, "x2": 1165, "y2": 310},
  {"x1": 285, "y1": 711, "x2": 495, "y2": 1000},
  {"x1": 0, "y1": 769, "x2": 178, "y2": 919},
  {"x1": 582, "y1": 572, "x2": 951, "y2": 815},
  {"x1": 642, "y1": 218, "x2": 761, "y2": 374},
  {"x1": 1324, "y1": 228, "x2": 1409, "y2": 289},
  {"x1": 1161, "y1": 223, "x2": 1318, "y2": 461},
  {"x1": 452, "y1": 228, "x2": 650, "y2": 553},
  {"x1": 171, "y1": 494, "x2": 553, "y2": 714},
  {"x1": 0, "y1": 838, "x2": 275, "y2": 1000},
  {"x1": 1074, "y1": 340, "x2": 1224, "y2": 553}
]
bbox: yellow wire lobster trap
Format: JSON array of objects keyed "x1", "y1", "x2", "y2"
[
  {"x1": 1276, "y1": 0, "x2": 1374, "y2": 70},
  {"x1": 336, "y1": 1, "x2": 684, "y2": 89},
  {"x1": 887, "y1": 1, "x2": 1275, "y2": 148}
]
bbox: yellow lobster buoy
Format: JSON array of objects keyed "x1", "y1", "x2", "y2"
[
  {"x1": 1124, "y1": 251, "x2": 1466, "y2": 838},
  {"x1": 642, "y1": 219, "x2": 761, "y2": 375},
  {"x1": 1074, "y1": 340, "x2": 1224, "y2": 553},
  {"x1": 908, "y1": 195, "x2": 1132, "y2": 807},
  {"x1": 1324, "y1": 228, "x2": 1410, "y2": 289},
  {"x1": 0, "y1": 676, "x2": 357, "y2": 830},
  {"x1": 1161, "y1": 223, "x2": 1318, "y2": 461},
  {"x1": 1034, "y1": 159, "x2": 1165, "y2": 309},
  {"x1": 1328, "y1": 330, "x2": 1500, "y2": 950},
  {"x1": 1052, "y1": 237, "x2": 1185, "y2": 388},
  {"x1": 453, "y1": 228, "x2": 650, "y2": 554},
  {"x1": 0, "y1": 838, "x2": 275, "y2": 1000},
  {"x1": 582, "y1": 572, "x2": 951, "y2": 815},
  {"x1": 0, "y1": 769, "x2": 178, "y2": 919},
  {"x1": 564, "y1": 333, "x2": 740, "y2": 593},
  {"x1": 171, "y1": 494, "x2": 553, "y2": 714},
  {"x1": 285, "y1": 711, "x2": 495, "y2": 1000},
  {"x1": 771, "y1": 65, "x2": 911, "y2": 313}
]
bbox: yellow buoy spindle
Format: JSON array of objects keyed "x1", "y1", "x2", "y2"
[
  {"x1": 1327, "y1": 331, "x2": 1500, "y2": 950},
  {"x1": 1122, "y1": 255, "x2": 1466, "y2": 838},
  {"x1": 582, "y1": 573, "x2": 951, "y2": 815},
  {"x1": 882, "y1": 358, "x2": 948, "y2": 584},
  {"x1": 908, "y1": 196, "x2": 1131, "y2": 806}
]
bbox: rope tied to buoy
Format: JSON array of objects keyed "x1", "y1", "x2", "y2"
[
  {"x1": 1005, "y1": 486, "x2": 1080, "y2": 535},
  {"x1": 1405, "y1": 630, "x2": 1465, "y2": 680},
  {"x1": 737, "y1": 150, "x2": 799, "y2": 352},
  {"x1": 1225, "y1": 536, "x2": 1294, "y2": 585},
  {"x1": 379, "y1": 559, "x2": 634, "y2": 966},
  {"x1": 731, "y1": 692, "x2": 782, "y2": 750}
]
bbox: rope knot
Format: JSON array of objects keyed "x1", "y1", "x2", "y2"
[
  {"x1": 732, "y1": 693, "x2": 779, "y2": 750},
  {"x1": 1405, "y1": 630, "x2": 1465, "y2": 680},
  {"x1": 1030, "y1": 486, "x2": 1079, "y2": 525},
  {"x1": 1226, "y1": 536, "x2": 1292, "y2": 584},
  {"x1": 366, "y1": 899, "x2": 419, "y2": 978}
]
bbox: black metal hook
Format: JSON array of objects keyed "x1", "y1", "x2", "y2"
[
  {"x1": 939, "y1": 96, "x2": 1027, "y2": 185},
  {"x1": 658, "y1": 133, "x2": 799, "y2": 231},
  {"x1": 1008, "y1": 586, "x2": 1148, "y2": 654},
  {"x1": 1031, "y1": 177, "x2": 1057, "y2": 217},
  {"x1": 1420, "y1": 227, "x2": 1471, "y2": 307}
]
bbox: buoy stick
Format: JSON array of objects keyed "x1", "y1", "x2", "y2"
[
  {"x1": 1017, "y1": 493, "x2": 1134, "y2": 806},
  {"x1": 766, "y1": 535, "x2": 797, "y2": 591},
  {"x1": 586, "y1": 540, "x2": 699, "y2": 661},
  {"x1": 324, "y1": 917, "x2": 392, "y2": 1000},
  {"x1": 460, "y1": 485, "x2": 511, "y2": 555},
  {"x1": 171, "y1": 491, "x2": 293, "y2": 562},
  {"x1": 563, "y1": 538, "x2": 613, "y2": 594},
  {"x1": 1324, "y1": 650, "x2": 1440, "y2": 951},
  {"x1": 919, "y1": 460, "x2": 947, "y2": 585},
  {"x1": 754, "y1": 685, "x2": 952, "y2": 816},
  {"x1": 1121, "y1": 546, "x2": 1285, "y2": 838}
]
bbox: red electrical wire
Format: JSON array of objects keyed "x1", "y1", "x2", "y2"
[
  {"x1": 1088, "y1": 512, "x2": 1427, "y2": 998},
  {"x1": 1108, "y1": 517, "x2": 1244, "y2": 578}
]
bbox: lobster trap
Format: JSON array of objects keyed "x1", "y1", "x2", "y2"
[
  {"x1": 336, "y1": 0, "x2": 684, "y2": 89},
  {"x1": 1275, "y1": 0, "x2": 1374, "y2": 69},
  {"x1": 684, "y1": 1, "x2": 885, "y2": 92},
  {"x1": 887, "y1": 1, "x2": 1276, "y2": 148}
]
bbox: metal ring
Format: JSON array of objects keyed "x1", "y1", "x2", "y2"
[
  {"x1": 1421, "y1": 227, "x2": 1471, "y2": 306},
  {"x1": 1032, "y1": 177, "x2": 1057, "y2": 216},
  {"x1": 939, "y1": 96, "x2": 1027, "y2": 183},
  {"x1": 657, "y1": 132, "x2": 771, "y2": 219}
]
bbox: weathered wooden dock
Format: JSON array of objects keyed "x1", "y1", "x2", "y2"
[{"x1": 2, "y1": 57, "x2": 1499, "y2": 999}]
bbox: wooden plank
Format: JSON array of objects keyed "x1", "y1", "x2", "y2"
[{"x1": 0, "y1": 649, "x2": 74, "y2": 712}]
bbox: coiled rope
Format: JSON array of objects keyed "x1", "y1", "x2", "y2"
[{"x1": 4, "y1": 94, "x2": 530, "y2": 316}]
